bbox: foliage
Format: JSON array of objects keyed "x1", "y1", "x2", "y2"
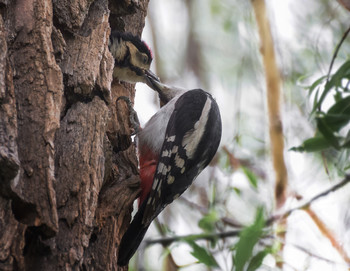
[
  {"x1": 242, "y1": 167, "x2": 258, "y2": 189},
  {"x1": 137, "y1": 1, "x2": 350, "y2": 270},
  {"x1": 177, "y1": 208, "x2": 271, "y2": 270},
  {"x1": 198, "y1": 209, "x2": 220, "y2": 234},
  {"x1": 233, "y1": 207, "x2": 270, "y2": 271},
  {"x1": 184, "y1": 240, "x2": 219, "y2": 268},
  {"x1": 291, "y1": 60, "x2": 350, "y2": 160}
]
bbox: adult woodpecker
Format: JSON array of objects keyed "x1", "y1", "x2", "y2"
[
  {"x1": 118, "y1": 81, "x2": 222, "y2": 265},
  {"x1": 109, "y1": 32, "x2": 222, "y2": 266}
]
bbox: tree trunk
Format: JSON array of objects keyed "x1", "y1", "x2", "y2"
[{"x1": 0, "y1": 0, "x2": 149, "y2": 269}]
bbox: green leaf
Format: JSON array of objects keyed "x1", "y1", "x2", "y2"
[
  {"x1": 223, "y1": 20, "x2": 232, "y2": 32},
  {"x1": 198, "y1": 209, "x2": 219, "y2": 233},
  {"x1": 289, "y1": 136, "x2": 331, "y2": 152},
  {"x1": 316, "y1": 117, "x2": 339, "y2": 149},
  {"x1": 334, "y1": 90, "x2": 343, "y2": 102},
  {"x1": 322, "y1": 113, "x2": 350, "y2": 131},
  {"x1": 186, "y1": 240, "x2": 219, "y2": 268},
  {"x1": 314, "y1": 80, "x2": 334, "y2": 112},
  {"x1": 307, "y1": 75, "x2": 327, "y2": 96},
  {"x1": 322, "y1": 95, "x2": 350, "y2": 131},
  {"x1": 342, "y1": 139, "x2": 350, "y2": 148},
  {"x1": 234, "y1": 207, "x2": 265, "y2": 271},
  {"x1": 313, "y1": 60, "x2": 350, "y2": 111},
  {"x1": 332, "y1": 60, "x2": 350, "y2": 83},
  {"x1": 242, "y1": 167, "x2": 258, "y2": 189},
  {"x1": 210, "y1": 0, "x2": 221, "y2": 15},
  {"x1": 233, "y1": 187, "x2": 241, "y2": 195},
  {"x1": 328, "y1": 95, "x2": 350, "y2": 114},
  {"x1": 311, "y1": 88, "x2": 320, "y2": 113},
  {"x1": 247, "y1": 248, "x2": 271, "y2": 271}
]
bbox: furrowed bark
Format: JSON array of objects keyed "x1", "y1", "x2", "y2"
[{"x1": 0, "y1": 0, "x2": 149, "y2": 269}]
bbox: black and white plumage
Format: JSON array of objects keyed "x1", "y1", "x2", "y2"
[
  {"x1": 142, "y1": 89, "x2": 222, "y2": 222},
  {"x1": 117, "y1": 77, "x2": 222, "y2": 266}
]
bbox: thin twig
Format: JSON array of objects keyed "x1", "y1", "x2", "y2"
[
  {"x1": 153, "y1": 218, "x2": 180, "y2": 269},
  {"x1": 264, "y1": 236, "x2": 350, "y2": 268},
  {"x1": 291, "y1": 242, "x2": 348, "y2": 266},
  {"x1": 179, "y1": 197, "x2": 243, "y2": 228},
  {"x1": 222, "y1": 146, "x2": 267, "y2": 179},
  {"x1": 144, "y1": 230, "x2": 241, "y2": 247},
  {"x1": 305, "y1": 208, "x2": 350, "y2": 263},
  {"x1": 144, "y1": 175, "x2": 350, "y2": 251},
  {"x1": 267, "y1": 174, "x2": 350, "y2": 224},
  {"x1": 326, "y1": 25, "x2": 350, "y2": 83}
]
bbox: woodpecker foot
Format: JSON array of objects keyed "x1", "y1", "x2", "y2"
[{"x1": 116, "y1": 96, "x2": 141, "y2": 135}]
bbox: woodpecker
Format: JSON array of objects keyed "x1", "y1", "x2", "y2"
[
  {"x1": 109, "y1": 31, "x2": 222, "y2": 266},
  {"x1": 117, "y1": 76, "x2": 222, "y2": 265},
  {"x1": 109, "y1": 31, "x2": 158, "y2": 85}
]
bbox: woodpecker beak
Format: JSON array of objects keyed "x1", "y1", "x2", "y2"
[
  {"x1": 144, "y1": 70, "x2": 168, "y2": 92},
  {"x1": 144, "y1": 70, "x2": 160, "y2": 88},
  {"x1": 145, "y1": 72, "x2": 186, "y2": 105}
]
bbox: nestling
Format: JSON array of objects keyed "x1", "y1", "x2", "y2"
[{"x1": 109, "y1": 31, "x2": 159, "y2": 85}]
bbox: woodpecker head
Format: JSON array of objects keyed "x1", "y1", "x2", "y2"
[{"x1": 109, "y1": 31, "x2": 159, "y2": 85}]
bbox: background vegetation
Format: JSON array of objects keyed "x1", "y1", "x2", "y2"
[{"x1": 131, "y1": 0, "x2": 350, "y2": 270}]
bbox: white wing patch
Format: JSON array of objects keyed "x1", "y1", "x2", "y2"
[
  {"x1": 175, "y1": 153, "x2": 185, "y2": 168},
  {"x1": 157, "y1": 163, "x2": 165, "y2": 174},
  {"x1": 162, "y1": 165, "x2": 171, "y2": 175},
  {"x1": 157, "y1": 162, "x2": 172, "y2": 175},
  {"x1": 172, "y1": 146, "x2": 178, "y2": 153},
  {"x1": 152, "y1": 178, "x2": 159, "y2": 189},
  {"x1": 182, "y1": 97, "x2": 212, "y2": 159},
  {"x1": 162, "y1": 149, "x2": 171, "y2": 157},
  {"x1": 167, "y1": 135, "x2": 176, "y2": 142},
  {"x1": 167, "y1": 175, "x2": 175, "y2": 184}
]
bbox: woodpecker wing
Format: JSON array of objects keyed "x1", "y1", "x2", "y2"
[{"x1": 142, "y1": 89, "x2": 222, "y2": 225}]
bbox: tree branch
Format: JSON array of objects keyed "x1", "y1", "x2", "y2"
[
  {"x1": 267, "y1": 174, "x2": 350, "y2": 224},
  {"x1": 305, "y1": 208, "x2": 350, "y2": 263},
  {"x1": 251, "y1": 0, "x2": 288, "y2": 208},
  {"x1": 264, "y1": 237, "x2": 350, "y2": 268},
  {"x1": 144, "y1": 230, "x2": 241, "y2": 247},
  {"x1": 179, "y1": 197, "x2": 243, "y2": 228},
  {"x1": 143, "y1": 175, "x2": 350, "y2": 253}
]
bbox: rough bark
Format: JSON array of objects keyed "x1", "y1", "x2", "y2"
[{"x1": 0, "y1": 0, "x2": 149, "y2": 269}]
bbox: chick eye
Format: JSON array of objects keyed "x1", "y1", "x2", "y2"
[{"x1": 143, "y1": 55, "x2": 148, "y2": 64}]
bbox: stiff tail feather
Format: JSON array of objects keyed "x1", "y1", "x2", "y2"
[{"x1": 117, "y1": 201, "x2": 150, "y2": 266}]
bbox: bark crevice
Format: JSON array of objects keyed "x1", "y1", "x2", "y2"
[{"x1": 0, "y1": 0, "x2": 149, "y2": 269}]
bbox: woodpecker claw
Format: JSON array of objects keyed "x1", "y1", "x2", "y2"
[{"x1": 116, "y1": 96, "x2": 141, "y2": 135}]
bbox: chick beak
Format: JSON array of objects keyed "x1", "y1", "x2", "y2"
[
  {"x1": 144, "y1": 70, "x2": 186, "y2": 106},
  {"x1": 144, "y1": 69, "x2": 172, "y2": 94},
  {"x1": 144, "y1": 70, "x2": 162, "y2": 90}
]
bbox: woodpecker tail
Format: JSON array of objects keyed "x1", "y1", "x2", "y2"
[{"x1": 117, "y1": 201, "x2": 151, "y2": 266}]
